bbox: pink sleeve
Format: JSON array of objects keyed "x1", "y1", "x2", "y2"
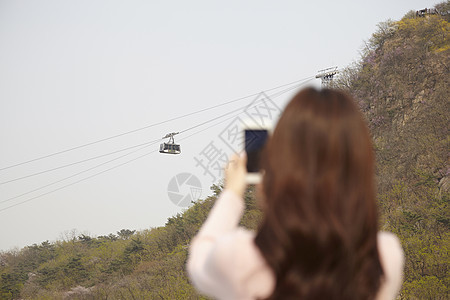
[
  {"x1": 376, "y1": 232, "x2": 405, "y2": 300},
  {"x1": 187, "y1": 189, "x2": 245, "y2": 298}
]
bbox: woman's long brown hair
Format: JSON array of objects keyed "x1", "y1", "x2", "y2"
[{"x1": 254, "y1": 88, "x2": 383, "y2": 300}]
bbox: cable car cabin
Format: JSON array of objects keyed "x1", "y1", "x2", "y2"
[
  {"x1": 160, "y1": 132, "x2": 181, "y2": 154},
  {"x1": 159, "y1": 143, "x2": 181, "y2": 154}
]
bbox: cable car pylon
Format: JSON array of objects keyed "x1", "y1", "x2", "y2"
[{"x1": 315, "y1": 67, "x2": 338, "y2": 88}]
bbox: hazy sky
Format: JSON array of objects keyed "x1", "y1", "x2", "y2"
[{"x1": 0, "y1": 0, "x2": 438, "y2": 251}]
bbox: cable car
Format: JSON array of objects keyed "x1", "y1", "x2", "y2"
[{"x1": 159, "y1": 132, "x2": 181, "y2": 154}]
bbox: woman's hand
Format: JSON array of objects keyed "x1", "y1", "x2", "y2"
[{"x1": 225, "y1": 153, "x2": 247, "y2": 197}]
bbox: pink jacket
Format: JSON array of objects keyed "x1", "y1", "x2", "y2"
[{"x1": 188, "y1": 190, "x2": 404, "y2": 300}]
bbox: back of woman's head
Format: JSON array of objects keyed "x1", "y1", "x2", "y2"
[{"x1": 255, "y1": 88, "x2": 383, "y2": 300}]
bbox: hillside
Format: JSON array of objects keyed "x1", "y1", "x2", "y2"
[
  {"x1": 1, "y1": 2, "x2": 449, "y2": 299},
  {"x1": 336, "y1": 3, "x2": 449, "y2": 298},
  {"x1": 0, "y1": 184, "x2": 262, "y2": 299}
]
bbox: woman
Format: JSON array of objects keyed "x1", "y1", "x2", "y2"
[{"x1": 187, "y1": 88, "x2": 404, "y2": 299}]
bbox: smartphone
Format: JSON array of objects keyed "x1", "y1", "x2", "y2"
[{"x1": 244, "y1": 124, "x2": 270, "y2": 184}]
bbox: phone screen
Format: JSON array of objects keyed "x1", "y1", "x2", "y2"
[{"x1": 245, "y1": 129, "x2": 269, "y2": 173}]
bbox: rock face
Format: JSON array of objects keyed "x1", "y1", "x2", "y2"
[{"x1": 336, "y1": 9, "x2": 449, "y2": 299}]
